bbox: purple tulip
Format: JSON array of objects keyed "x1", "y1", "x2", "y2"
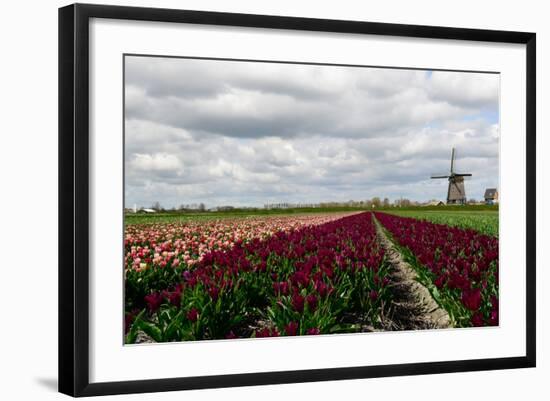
[
  {"x1": 369, "y1": 290, "x2": 378, "y2": 302},
  {"x1": 291, "y1": 293, "x2": 305, "y2": 313},
  {"x1": 461, "y1": 288, "x2": 482, "y2": 311},
  {"x1": 471, "y1": 312, "x2": 485, "y2": 327},
  {"x1": 144, "y1": 292, "x2": 163, "y2": 313},
  {"x1": 225, "y1": 331, "x2": 237, "y2": 339},
  {"x1": 306, "y1": 294, "x2": 318, "y2": 312},
  {"x1": 187, "y1": 308, "x2": 199, "y2": 322},
  {"x1": 285, "y1": 321, "x2": 299, "y2": 336}
]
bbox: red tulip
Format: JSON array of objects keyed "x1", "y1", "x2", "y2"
[
  {"x1": 488, "y1": 310, "x2": 499, "y2": 326},
  {"x1": 369, "y1": 290, "x2": 378, "y2": 302},
  {"x1": 471, "y1": 312, "x2": 485, "y2": 327},
  {"x1": 285, "y1": 321, "x2": 299, "y2": 336},
  {"x1": 187, "y1": 308, "x2": 199, "y2": 322},
  {"x1": 144, "y1": 292, "x2": 163, "y2": 313},
  {"x1": 461, "y1": 288, "x2": 482, "y2": 311},
  {"x1": 225, "y1": 331, "x2": 237, "y2": 339},
  {"x1": 306, "y1": 294, "x2": 318, "y2": 312},
  {"x1": 292, "y1": 293, "x2": 305, "y2": 313}
]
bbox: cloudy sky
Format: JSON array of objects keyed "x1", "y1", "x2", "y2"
[{"x1": 125, "y1": 56, "x2": 499, "y2": 209}]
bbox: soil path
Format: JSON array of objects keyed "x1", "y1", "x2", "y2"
[{"x1": 373, "y1": 215, "x2": 451, "y2": 330}]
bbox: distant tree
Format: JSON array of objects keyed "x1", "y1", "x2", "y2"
[
  {"x1": 371, "y1": 197, "x2": 381, "y2": 208},
  {"x1": 383, "y1": 197, "x2": 390, "y2": 207},
  {"x1": 401, "y1": 198, "x2": 411, "y2": 207},
  {"x1": 152, "y1": 201, "x2": 161, "y2": 211},
  {"x1": 199, "y1": 203, "x2": 206, "y2": 211}
]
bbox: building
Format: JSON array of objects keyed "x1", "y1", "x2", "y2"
[
  {"x1": 484, "y1": 188, "x2": 499, "y2": 205},
  {"x1": 426, "y1": 200, "x2": 445, "y2": 206}
]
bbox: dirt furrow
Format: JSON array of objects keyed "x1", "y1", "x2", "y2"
[{"x1": 373, "y1": 215, "x2": 451, "y2": 331}]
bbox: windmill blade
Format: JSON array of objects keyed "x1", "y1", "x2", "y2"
[
  {"x1": 450, "y1": 147, "x2": 455, "y2": 174},
  {"x1": 455, "y1": 173, "x2": 472, "y2": 181},
  {"x1": 431, "y1": 171, "x2": 450, "y2": 179}
]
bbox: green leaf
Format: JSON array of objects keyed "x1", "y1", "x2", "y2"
[
  {"x1": 125, "y1": 309, "x2": 145, "y2": 344},
  {"x1": 164, "y1": 311, "x2": 184, "y2": 341},
  {"x1": 138, "y1": 321, "x2": 163, "y2": 342},
  {"x1": 431, "y1": 286, "x2": 441, "y2": 300}
]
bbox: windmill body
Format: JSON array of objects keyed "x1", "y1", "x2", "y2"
[{"x1": 431, "y1": 148, "x2": 472, "y2": 205}]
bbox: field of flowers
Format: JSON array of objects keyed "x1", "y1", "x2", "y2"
[
  {"x1": 124, "y1": 209, "x2": 499, "y2": 343},
  {"x1": 124, "y1": 213, "x2": 356, "y2": 311},
  {"x1": 374, "y1": 212, "x2": 499, "y2": 327},
  {"x1": 386, "y1": 210, "x2": 499, "y2": 237},
  {"x1": 125, "y1": 212, "x2": 392, "y2": 343}
]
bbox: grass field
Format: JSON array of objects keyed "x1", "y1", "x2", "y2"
[
  {"x1": 125, "y1": 205, "x2": 499, "y2": 226},
  {"x1": 124, "y1": 207, "x2": 368, "y2": 225},
  {"x1": 386, "y1": 210, "x2": 499, "y2": 237}
]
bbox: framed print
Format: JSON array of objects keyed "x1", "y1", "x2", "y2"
[{"x1": 58, "y1": 3, "x2": 536, "y2": 397}]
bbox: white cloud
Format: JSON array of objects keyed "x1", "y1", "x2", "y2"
[
  {"x1": 124, "y1": 57, "x2": 500, "y2": 208},
  {"x1": 428, "y1": 71, "x2": 499, "y2": 108},
  {"x1": 129, "y1": 153, "x2": 182, "y2": 172}
]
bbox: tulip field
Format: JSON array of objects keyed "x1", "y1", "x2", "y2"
[
  {"x1": 384, "y1": 210, "x2": 499, "y2": 237},
  {"x1": 374, "y1": 212, "x2": 499, "y2": 327},
  {"x1": 124, "y1": 209, "x2": 499, "y2": 343}
]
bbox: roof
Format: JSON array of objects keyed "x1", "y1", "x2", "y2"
[
  {"x1": 484, "y1": 188, "x2": 498, "y2": 198},
  {"x1": 427, "y1": 200, "x2": 444, "y2": 206}
]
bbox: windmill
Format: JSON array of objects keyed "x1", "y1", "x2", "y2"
[{"x1": 431, "y1": 148, "x2": 472, "y2": 205}]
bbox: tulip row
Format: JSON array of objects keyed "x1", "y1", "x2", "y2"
[
  {"x1": 124, "y1": 213, "x2": 359, "y2": 311},
  {"x1": 374, "y1": 212, "x2": 498, "y2": 327},
  {"x1": 125, "y1": 212, "x2": 391, "y2": 343},
  {"x1": 125, "y1": 213, "x2": 357, "y2": 272},
  {"x1": 386, "y1": 210, "x2": 499, "y2": 237}
]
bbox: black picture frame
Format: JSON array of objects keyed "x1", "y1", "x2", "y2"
[{"x1": 58, "y1": 3, "x2": 536, "y2": 397}]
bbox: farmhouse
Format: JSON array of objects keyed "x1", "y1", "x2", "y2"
[
  {"x1": 426, "y1": 200, "x2": 445, "y2": 206},
  {"x1": 484, "y1": 188, "x2": 499, "y2": 205}
]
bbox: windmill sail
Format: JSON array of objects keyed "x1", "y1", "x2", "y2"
[{"x1": 450, "y1": 148, "x2": 455, "y2": 174}]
